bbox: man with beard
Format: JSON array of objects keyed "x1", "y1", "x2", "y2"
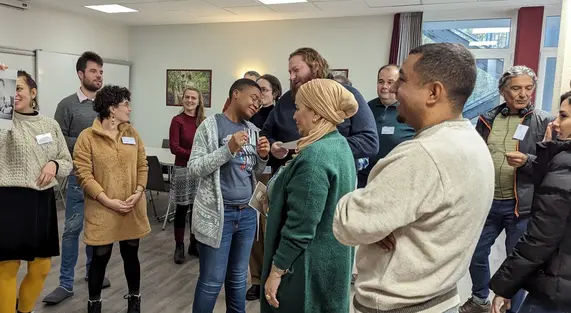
[
  {"x1": 261, "y1": 47, "x2": 378, "y2": 172},
  {"x1": 43, "y1": 51, "x2": 112, "y2": 305}
]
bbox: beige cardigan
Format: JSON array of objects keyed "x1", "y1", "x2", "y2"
[{"x1": 74, "y1": 119, "x2": 150, "y2": 246}]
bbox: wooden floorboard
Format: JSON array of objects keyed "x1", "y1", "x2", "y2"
[{"x1": 14, "y1": 192, "x2": 508, "y2": 312}]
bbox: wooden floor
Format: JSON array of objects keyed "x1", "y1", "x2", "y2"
[{"x1": 17, "y1": 193, "x2": 509, "y2": 313}]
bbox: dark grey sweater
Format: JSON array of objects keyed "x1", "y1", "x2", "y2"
[{"x1": 53, "y1": 93, "x2": 97, "y2": 153}]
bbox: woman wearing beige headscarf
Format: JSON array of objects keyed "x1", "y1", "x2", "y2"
[{"x1": 260, "y1": 79, "x2": 358, "y2": 313}]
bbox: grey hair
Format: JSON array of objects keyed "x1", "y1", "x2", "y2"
[{"x1": 498, "y1": 65, "x2": 538, "y2": 92}]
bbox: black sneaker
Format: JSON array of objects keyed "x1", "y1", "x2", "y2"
[
  {"x1": 43, "y1": 286, "x2": 74, "y2": 304},
  {"x1": 174, "y1": 243, "x2": 185, "y2": 264},
  {"x1": 88, "y1": 299, "x2": 102, "y2": 313},
  {"x1": 246, "y1": 285, "x2": 260, "y2": 301},
  {"x1": 125, "y1": 294, "x2": 141, "y2": 313}
]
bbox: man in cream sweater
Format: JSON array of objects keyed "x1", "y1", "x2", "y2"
[{"x1": 333, "y1": 43, "x2": 495, "y2": 313}]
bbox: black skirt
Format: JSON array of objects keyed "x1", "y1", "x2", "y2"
[{"x1": 0, "y1": 186, "x2": 60, "y2": 261}]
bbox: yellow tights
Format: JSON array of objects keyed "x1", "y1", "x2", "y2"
[{"x1": 0, "y1": 258, "x2": 51, "y2": 313}]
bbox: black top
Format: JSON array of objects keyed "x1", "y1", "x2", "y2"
[
  {"x1": 489, "y1": 139, "x2": 571, "y2": 308},
  {"x1": 250, "y1": 105, "x2": 274, "y2": 130}
]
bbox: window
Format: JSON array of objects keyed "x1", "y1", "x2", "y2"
[
  {"x1": 541, "y1": 57, "x2": 557, "y2": 111},
  {"x1": 423, "y1": 19, "x2": 511, "y2": 49},
  {"x1": 422, "y1": 18, "x2": 512, "y2": 122},
  {"x1": 544, "y1": 16, "x2": 561, "y2": 48}
]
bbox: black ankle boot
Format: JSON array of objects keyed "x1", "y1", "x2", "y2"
[
  {"x1": 125, "y1": 294, "x2": 141, "y2": 313},
  {"x1": 173, "y1": 243, "x2": 185, "y2": 264},
  {"x1": 88, "y1": 299, "x2": 102, "y2": 313}
]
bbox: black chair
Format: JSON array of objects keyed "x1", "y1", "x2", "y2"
[{"x1": 146, "y1": 156, "x2": 172, "y2": 222}]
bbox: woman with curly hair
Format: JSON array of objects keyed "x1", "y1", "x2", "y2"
[{"x1": 73, "y1": 85, "x2": 149, "y2": 313}]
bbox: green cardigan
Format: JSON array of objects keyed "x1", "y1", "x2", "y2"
[{"x1": 261, "y1": 130, "x2": 356, "y2": 313}]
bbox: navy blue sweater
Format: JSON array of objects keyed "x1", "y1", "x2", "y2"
[
  {"x1": 357, "y1": 98, "x2": 415, "y2": 187},
  {"x1": 260, "y1": 84, "x2": 379, "y2": 171}
]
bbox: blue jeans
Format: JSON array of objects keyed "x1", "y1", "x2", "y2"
[
  {"x1": 192, "y1": 206, "x2": 257, "y2": 313},
  {"x1": 469, "y1": 199, "x2": 529, "y2": 313},
  {"x1": 519, "y1": 294, "x2": 571, "y2": 313},
  {"x1": 59, "y1": 175, "x2": 92, "y2": 291}
]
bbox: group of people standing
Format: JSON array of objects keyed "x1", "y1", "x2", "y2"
[
  {"x1": 0, "y1": 41, "x2": 571, "y2": 313},
  {"x1": 0, "y1": 52, "x2": 150, "y2": 313}
]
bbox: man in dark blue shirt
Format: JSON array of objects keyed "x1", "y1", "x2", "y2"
[
  {"x1": 357, "y1": 64, "x2": 416, "y2": 188},
  {"x1": 261, "y1": 47, "x2": 379, "y2": 172}
]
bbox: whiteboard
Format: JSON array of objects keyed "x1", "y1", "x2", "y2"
[
  {"x1": 36, "y1": 50, "x2": 130, "y2": 120},
  {"x1": 0, "y1": 52, "x2": 35, "y2": 78}
]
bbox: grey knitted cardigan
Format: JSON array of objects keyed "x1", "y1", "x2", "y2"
[{"x1": 188, "y1": 115, "x2": 267, "y2": 248}]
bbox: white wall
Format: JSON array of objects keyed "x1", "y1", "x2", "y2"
[
  {"x1": 0, "y1": 5, "x2": 129, "y2": 60},
  {"x1": 129, "y1": 16, "x2": 392, "y2": 147}
]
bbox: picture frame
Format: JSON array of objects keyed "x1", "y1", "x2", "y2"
[
  {"x1": 329, "y1": 69, "x2": 349, "y2": 79},
  {"x1": 166, "y1": 69, "x2": 212, "y2": 108}
]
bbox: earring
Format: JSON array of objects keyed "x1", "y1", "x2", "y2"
[{"x1": 111, "y1": 114, "x2": 115, "y2": 126}]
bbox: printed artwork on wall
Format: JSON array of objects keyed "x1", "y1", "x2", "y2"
[
  {"x1": 329, "y1": 69, "x2": 349, "y2": 79},
  {"x1": 166, "y1": 69, "x2": 212, "y2": 108}
]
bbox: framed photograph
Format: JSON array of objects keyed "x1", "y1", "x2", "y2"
[
  {"x1": 0, "y1": 69, "x2": 17, "y2": 130},
  {"x1": 329, "y1": 69, "x2": 349, "y2": 79},
  {"x1": 166, "y1": 69, "x2": 212, "y2": 108}
]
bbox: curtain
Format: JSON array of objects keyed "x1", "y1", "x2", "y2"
[{"x1": 389, "y1": 12, "x2": 423, "y2": 66}]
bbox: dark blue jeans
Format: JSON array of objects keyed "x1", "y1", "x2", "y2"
[
  {"x1": 469, "y1": 199, "x2": 529, "y2": 313},
  {"x1": 59, "y1": 175, "x2": 93, "y2": 291},
  {"x1": 519, "y1": 294, "x2": 571, "y2": 313},
  {"x1": 192, "y1": 206, "x2": 257, "y2": 313}
]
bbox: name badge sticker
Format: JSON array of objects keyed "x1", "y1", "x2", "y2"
[
  {"x1": 36, "y1": 133, "x2": 53, "y2": 145},
  {"x1": 381, "y1": 126, "x2": 395, "y2": 135},
  {"x1": 513, "y1": 124, "x2": 529, "y2": 141},
  {"x1": 122, "y1": 137, "x2": 136, "y2": 145}
]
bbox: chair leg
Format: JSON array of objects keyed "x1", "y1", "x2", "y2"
[
  {"x1": 148, "y1": 191, "x2": 160, "y2": 222},
  {"x1": 162, "y1": 201, "x2": 172, "y2": 231}
]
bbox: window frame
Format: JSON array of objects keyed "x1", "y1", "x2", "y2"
[
  {"x1": 421, "y1": 14, "x2": 517, "y2": 116},
  {"x1": 537, "y1": 8, "x2": 561, "y2": 112}
]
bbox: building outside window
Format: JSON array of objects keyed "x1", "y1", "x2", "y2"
[{"x1": 423, "y1": 18, "x2": 512, "y2": 123}]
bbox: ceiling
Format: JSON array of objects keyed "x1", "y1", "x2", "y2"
[{"x1": 30, "y1": 0, "x2": 562, "y2": 26}]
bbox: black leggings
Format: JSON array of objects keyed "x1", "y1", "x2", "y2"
[
  {"x1": 174, "y1": 204, "x2": 191, "y2": 229},
  {"x1": 88, "y1": 239, "x2": 140, "y2": 300}
]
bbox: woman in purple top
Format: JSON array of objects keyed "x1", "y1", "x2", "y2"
[{"x1": 169, "y1": 87, "x2": 206, "y2": 264}]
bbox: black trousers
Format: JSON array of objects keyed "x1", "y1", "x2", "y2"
[{"x1": 88, "y1": 239, "x2": 140, "y2": 300}]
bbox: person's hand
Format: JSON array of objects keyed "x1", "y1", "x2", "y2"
[
  {"x1": 105, "y1": 199, "x2": 133, "y2": 213},
  {"x1": 125, "y1": 192, "x2": 143, "y2": 206},
  {"x1": 505, "y1": 151, "x2": 529, "y2": 168},
  {"x1": 264, "y1": 271, "x2": 282, "y2": 308},
  {"x1": 36, "y1": 161, "x2": 57, "y2": 188},
  {"x1": 376, "y1": 233, "x2": 396, "y2": 251},
  {"x1": 491, "y1": 295, "x2": 511, "y2": 313},
  {"x1": 257, "y1": 136, "x2": 270, "y2": 159},
  {"x1": 271, "y1": 141, "x2": 288, "y2": 159},
  {"x1": 543, "y1": 122, "x2": 554, "y2": 142},
  {"x1": 0, "y1": 63, "x2": 8, "y2": 71},
  {"x1": 228, "y1": 130, "x2": 248, "y2": 154}
]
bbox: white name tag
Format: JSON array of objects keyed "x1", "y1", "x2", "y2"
[
  {"x1": 263, "y1": 166, "x2": 272, "y2": 174},
  {"x1": 36, "y1": 133, "x2": 53, "y2": 145},
  {"x1": 381, "y1": 126, "x2": 395, "y2": 135},
  {"x1": 513, "y1": 125, "x2": 529, "y2": 141},
  {"x1": 121, "y1": 137, "x2": 136, "y2": 145}
]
